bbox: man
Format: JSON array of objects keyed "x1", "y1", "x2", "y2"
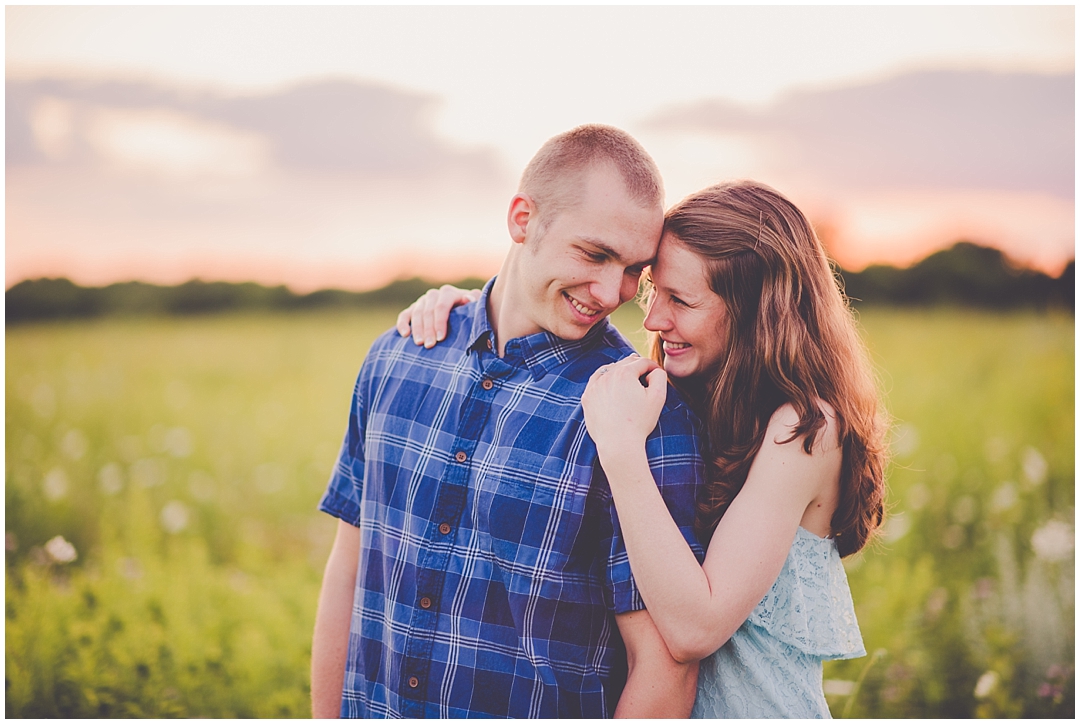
[{"x1": 311, "y1": 125, "x2": 705, "y2": 718}]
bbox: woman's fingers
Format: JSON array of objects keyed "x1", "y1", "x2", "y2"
[
  {"x1": 430, "y1": 285, "x2": 465, "y2": 345},
  {"x1": 643, "y1": 366, "x2": 668, "y2": 400},
  {"x1": 414, "y1": 288, "x2": 441, "y2": 347},
  {"x1": 396, "y1": 303, "x2": 416, "y2": 338}
]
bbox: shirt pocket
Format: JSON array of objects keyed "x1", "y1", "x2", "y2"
[{"x1": 478, "y1": 471, "x2": 597, "y2": 601}]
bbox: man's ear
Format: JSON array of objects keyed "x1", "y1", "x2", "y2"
[{"x1": 507, "y1": 193, "x2": 536, "y2": 245}]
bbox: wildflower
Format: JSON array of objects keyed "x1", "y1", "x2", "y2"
[
  {"x1": 925, "y1": 587, "x2": 948, "y2": 620},
  {"x1": 823, "y1": 680, "x2": 855, "y2": 696},
  {"x1": 164, "y1": 427, "x2": 192, "y2": 458},
  {"x1": 43, "y1": 468, "x2": 69, "y2": 501},
  {"x1": 974, "y1": 670, "x2": 999, "y2": 698},
  {"x1": 1031, "y1": 520, "x2": 1073, "y2": 562},
  {"x1": 1021, "y1": 447, "x2": 1048, "y2": 488},
  {"x1": 98, "y1": 463, "x2": 124, "y2": 495},
  {"x1": 131, "y1": 458, "x2": 166, "y2": 487},
  {"x1": 882, "y1": 512, "x2": 910, "y2": 543},
  {"x1": 160, "y1": 501, "x2": 190, "y2": 533},
  {"x1": 44, "y1": 535, "x2": 77, "y2": 564},
  {"x1": 906, "y1": 483, "x2": 930, "y2": 511},
  {"x1": 990, "y1": 482, "x2": 1017, "y2": 512},
  {"x1": 942, "y1": 525, "x2": 964, "y2": 549},
  {"x1": 952, "y1": 495, "x2": 976, "y2": 525},
  {"x1": 890, "y1": 423, "x2": 919, "y2": 458},
  {"x1": 61, "y1": 429, "x2": 88, "y2": 460},
  {"x1": 118, "y1": 557, "x2": 143, "y2": 580}
]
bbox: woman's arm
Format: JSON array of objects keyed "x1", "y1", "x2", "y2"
[
  {"x1": 395, "y1": 285, "x2": 481, "y2": 348},
  {"x1": 582, "y1": 356, "x2": 841, "y2": 663},
  {"x1": 614, "y1": 609, "x2": 699, "y2": 718}
]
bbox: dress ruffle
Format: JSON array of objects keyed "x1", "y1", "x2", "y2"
[{"x1": 745, "y1": 526, "x2": 865, "y2": 660}]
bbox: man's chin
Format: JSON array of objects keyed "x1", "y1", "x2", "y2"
[{"x1": 556, "y1": 316, "x2": 604, "y2": 340}]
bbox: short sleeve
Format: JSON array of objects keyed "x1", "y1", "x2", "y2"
[
  {"x1": 605, "y1": 389, "x2": 706, "y2": 614},
  {"x1": 317, "y1": 363, "x2": 369, "y2": 526}
]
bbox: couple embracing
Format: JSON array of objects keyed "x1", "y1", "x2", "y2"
[{"x1": 311, "y1": 125, "x2": 886, "y2": 718}]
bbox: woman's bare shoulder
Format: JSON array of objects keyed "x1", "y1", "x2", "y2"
[{"x1": 766, "y1": 400, "x2": 841, "y2": 456}]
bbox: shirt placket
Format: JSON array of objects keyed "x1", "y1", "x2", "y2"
[{"x1": 399, "y1": 351, "x2": 505, "y2": 717}]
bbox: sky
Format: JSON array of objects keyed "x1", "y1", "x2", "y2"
[{"x1": 6, "y1": 6, "x2": 1075, "y2": 291}]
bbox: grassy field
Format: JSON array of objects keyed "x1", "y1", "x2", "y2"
[{"x1": 5, "y1": 306, "x2": 1074, "y2": 717}]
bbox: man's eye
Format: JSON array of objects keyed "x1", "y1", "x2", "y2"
[
  {"x1": 626, "y1": 265, "x2": 645, "y2": 277},
  {"x1": 583, "y1": 251, "x2": 606, "y2": 263}
]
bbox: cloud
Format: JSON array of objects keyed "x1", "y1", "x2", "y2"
[
  {"x1": 645, "y1": 70, "x2": 1073, "y2": 199},
  {"x1": 6, "y1": 77, "x2": 507, "y2": 184}
]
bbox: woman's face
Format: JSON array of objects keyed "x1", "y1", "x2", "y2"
[{"x1": 644, "y1": 235, "x2": 728, "y2": 380}]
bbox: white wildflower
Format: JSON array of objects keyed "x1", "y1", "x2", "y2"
[
  {"x1": 1021, "y1": 447, "x2": 1048, "y2": 488},
  {"x1": 906, "y1": 483, "x2": 931, "y2": 511},
  {"x1": 43, "y1": 468, "x2": 69, "y2": 501},
  {"x1": 882, "y1": 512, "x2": 911, "y2": 543},
  {"x1": 44, "y1": 535, "x2": 77, "y2": 564},
  {"x1": 1031, "y1": 520, "x2": 1073, "y2": 562},
  {"x1": 61, "y1": 429, "x2": 88, "y2": 461},
  {"x1": 98, "y1": 463, "x2": 124, "y2": 495},
  {"x1": 890, "y1": 423, "x2": 919, "y2": 458},
  {"x1": 974, "y1": 670, "x2": 999, "y2": 698},
  {"x1": 990, "y1": 482, "x2": 1018, "y2": 512},
  {"x1": 942, "y1": 525, "x2": 964, "y2": 549},
  {"x1": 164, "y1": 427, "x2": 192, "y2": 458},
  {"x1": 823, "y1": 679, "x2": 855, "y2": 696},
  {"x1": 160, "y1": 500, "x2": 190, "y2": 534},
  {"x1": 952, "y1": 496, "x2": 977, "y2": 525},
  {"x1": 131, "y1": 458, "x2": 166, "y2": 487}
]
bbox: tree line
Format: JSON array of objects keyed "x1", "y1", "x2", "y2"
[{"x1": 6, "y1": 242, "x2": 1073, "y2": 325}]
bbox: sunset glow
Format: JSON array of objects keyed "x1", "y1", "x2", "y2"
[{"x1": 6, "y1": 6, "x2": 1074, "y2": 290}]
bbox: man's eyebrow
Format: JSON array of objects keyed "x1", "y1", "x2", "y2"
[{"x1": 577, "y1": 237, "x2": 654, "y2": 266}]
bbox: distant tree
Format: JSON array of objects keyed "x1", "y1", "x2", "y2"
[
  {"x1": 840, "y1": 242, "x2": 1072, "y2": 311},
  {"x1": 6, "y1": 250, "x2": 1071, "y2": 325}
]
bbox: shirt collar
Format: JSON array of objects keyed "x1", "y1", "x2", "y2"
[{"x1": 466, "y1": 277, "x2": 613, "y2": 381}]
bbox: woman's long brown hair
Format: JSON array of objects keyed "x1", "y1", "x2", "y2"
[{"x1": 649, "y1": 181, "x2": 887, "y2": 557}]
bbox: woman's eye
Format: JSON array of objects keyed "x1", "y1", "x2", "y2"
[{"x1": 671, "y1": 295, "x2": 688, "y2": 307}]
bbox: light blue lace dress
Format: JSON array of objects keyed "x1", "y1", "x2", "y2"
[{"x1": 691, "y1": 526, "x2": 865, "y2": 718}]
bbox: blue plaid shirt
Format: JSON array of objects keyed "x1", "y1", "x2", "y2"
[{"x1": 319, "y1": 279, "x2": 705, "y2": 718}]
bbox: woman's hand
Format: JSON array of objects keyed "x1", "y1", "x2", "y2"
[
  {"x1": 396, "y1": 285, "x2": 482, "y2": 348},
  {"x1": 582, "y1": 355, "x2": 668, "y2": 459}
]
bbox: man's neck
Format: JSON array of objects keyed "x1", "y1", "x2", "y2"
[{"x1": 486, "y1": 258, "x2": 542, "y2": 358}]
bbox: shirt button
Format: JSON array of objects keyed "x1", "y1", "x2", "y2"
[
  {"x1": 439, "y1": 523, "x2": 451, "y2": 535},
  {"x1": 408, "y1": 676, "x2": 420, "y2": 689},
  {"x1": 481, "y1": 378, "x2": 494, "y2": 390},
  {"x1": 455, "y1": 451, "x2": 467, "y2": 463},
  {"x1": 420, "y1": 596, "x2": 433, "y2": 609}
]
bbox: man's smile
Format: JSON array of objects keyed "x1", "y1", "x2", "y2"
[{"x1": 565, "y1": 292, "x2": 602, "y2": 319}]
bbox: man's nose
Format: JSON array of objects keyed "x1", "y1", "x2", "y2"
[{"x1": 591, "y1": 266, "x2": 624, "y2": 309}]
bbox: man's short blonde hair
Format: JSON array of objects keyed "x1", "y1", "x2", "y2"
[{"x1": 519, "y1": 124, "x2": 664, "y2": 233}]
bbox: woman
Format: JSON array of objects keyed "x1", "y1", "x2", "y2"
[{"x1": 399, "y1": 181, "x2": 887, "y2": 718}]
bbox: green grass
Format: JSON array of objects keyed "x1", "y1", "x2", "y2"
[{"x1": 5, "y1": 307, "x2": 1074, "y2": 717}]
